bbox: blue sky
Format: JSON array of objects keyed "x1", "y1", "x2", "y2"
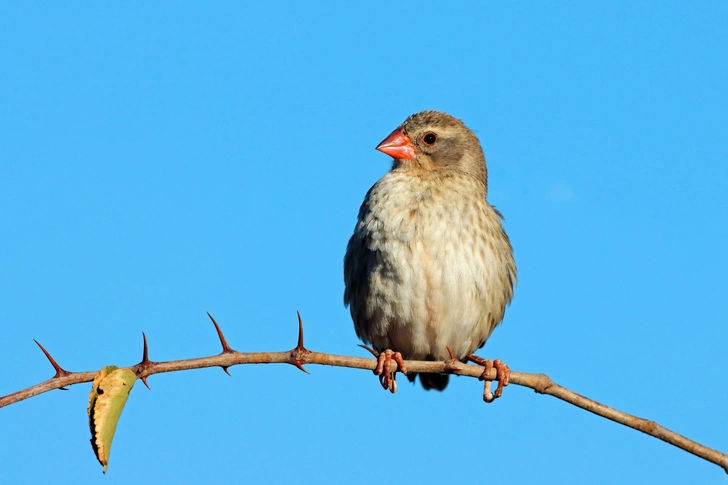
[{"x1": 1, "y1": 2, "x2": 727, "y2": 483}]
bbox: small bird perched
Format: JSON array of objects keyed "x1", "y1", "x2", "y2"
[{"x1": 344, "y1": 110, "x2": 516, "y2": 395}]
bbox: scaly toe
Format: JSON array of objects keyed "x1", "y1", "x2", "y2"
[
  {"x1": 467, "y1": 354, "x2": 510, "y2": 403},
  {"x1": 374, "y1": 349, "x2": 405, "y2": 394}
]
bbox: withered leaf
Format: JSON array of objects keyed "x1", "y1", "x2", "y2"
[{"x1": 88, "y1": 366, "x2": 137, "y2": 473}]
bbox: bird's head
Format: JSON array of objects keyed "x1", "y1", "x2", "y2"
[{"x1": 376, "y1": 110, "x2": 487, "y2": 186}]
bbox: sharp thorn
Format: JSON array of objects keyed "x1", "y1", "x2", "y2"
[
  {"x1": 59, "y1": 387, "x2": 69, "y2": 391},
  {"x1": 288, "y1": 312, "x2": 311, "y2": 372},
  {"x1": 207, "y1": 312, "x2": 234, "y2": 354},
  {"x1": 136, "y1": 332, "x2": 156, "y2": 386},
  {"x1": 33, "y1": 339, "x2": 71, "y2": 378},
  {"x1": 358, "y1": 344, "x2": 379, "y2": 357},
  {"x1": 443, "y1": 346, "x2": 462, "y2": 373},
  {"x1": 221, "y1": 366, "x2": 231, "y2": 376},
  {"x1": 446, "y1": 345, "x2": 457, "y2": 361},
  {"x1": 141, "y1": 332, "x2": 150, "y2": 364},
  {"x1": 290, "y1": 361, "x2": 310, "y2": 374},
  {"x1": 295, "y1": 311, "x2": 308, "y2": 352}
]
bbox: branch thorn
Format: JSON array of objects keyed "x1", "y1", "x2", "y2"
[
  {"x1": 141, "y1": 332, "x2": 150, "y2": 364},
  {"x1": 446, "y1": 345, "x2": 456, "y2": 361},
  {"x1": 290, "y1": 361, "x2": 310, "y2": 374},
  {"x1": 207, "y1": 312, "x2": 234, "y2": 354},
  {"x1": 136, "y1": 332, "x2": 156, "y2": 390},
  {"x1": 33, "y1": 340, "x2": 71, "y2": 379},
  {"x1": 295, "y1": 311, "x2": 308, "y2": 353},
  {"x1": 444, "y1": 345, "x2": 462, "y2": 373},
  {"x1": 288, "y1": 311, "x2": 311, "y2": 374}
]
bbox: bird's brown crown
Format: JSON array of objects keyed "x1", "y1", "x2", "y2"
[{"x1": 401, "y1": 110, "x2": 466, "y2": 132}]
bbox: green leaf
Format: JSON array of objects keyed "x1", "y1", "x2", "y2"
[{"x1": 88, "y1": 366, "x2": 137, "y2": 473}]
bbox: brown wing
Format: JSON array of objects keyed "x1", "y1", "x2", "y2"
[{"x1": 343, "y1": 194, "x2": 378, "y2": 342}]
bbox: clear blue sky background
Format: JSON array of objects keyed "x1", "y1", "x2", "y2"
[{"x1": 1, "y1": 2, "x2": 726, "y2": 484}]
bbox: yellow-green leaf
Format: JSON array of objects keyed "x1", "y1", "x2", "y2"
[{"x1": 88, "y1": 366, "x2": 137, "y2": 473}]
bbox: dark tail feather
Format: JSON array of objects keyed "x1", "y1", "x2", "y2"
[{"x1": 407, "y1": 372, "x2": 449, "y2": 391}]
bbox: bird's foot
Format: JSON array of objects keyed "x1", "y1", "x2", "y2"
[
  {"x1": 376, "y1": 349, "x2": 408, "y2": 393},
  {"x1": 360, "y1": 347, "x2": 408, "y2": 394},
  {"x1": 466, "y1": 354, "x2": 510, "y2": 403}
]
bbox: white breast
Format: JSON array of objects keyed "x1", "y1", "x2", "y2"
[{"x1": 347, "y1": 170, "x2": 516, "y2": 361}]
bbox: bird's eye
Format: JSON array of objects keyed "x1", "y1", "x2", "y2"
[{"x1": 422, "y1": 132, "x2": 437, "y2": 146}]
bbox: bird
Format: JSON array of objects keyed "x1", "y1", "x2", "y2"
[{"x1": 343, "y1": 110, "x2": 516, "y2": 396}]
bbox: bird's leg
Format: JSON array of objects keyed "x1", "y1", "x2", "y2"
[
  {"x1": 466, "y1": 354, "x2": 511, "y2": 403},
  {"x1": 374, "y1": 349, "x2": 408, "y2": 394}
]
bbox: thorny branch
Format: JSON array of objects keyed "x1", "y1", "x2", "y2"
[{"x1": 1, "y1": 312, "x2": 726, "y2": 474}]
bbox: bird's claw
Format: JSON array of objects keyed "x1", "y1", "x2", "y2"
[
  {"x1": 374, "y1": 349, "x2": 408, "y2": 394},
  {"x1": 467, "y1": 354, "x2": 510, "y2": 403}
]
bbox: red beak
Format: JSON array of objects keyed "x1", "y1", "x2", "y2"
[{"x1": 376, "y1": 128, "x2": 417, "y2": 160}]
